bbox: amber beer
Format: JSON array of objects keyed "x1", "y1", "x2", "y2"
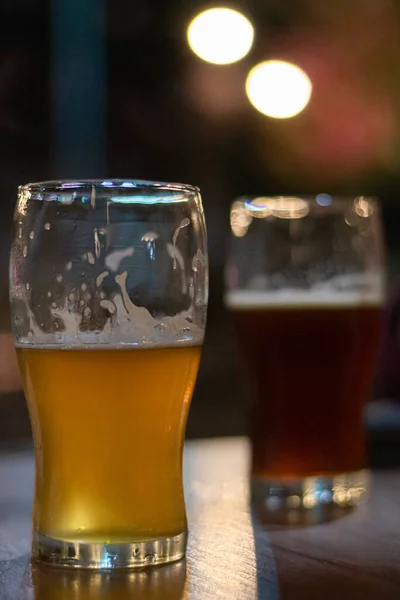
[
  {"x1": 226, "y1": 291, "x2": 382, "y2": 478},
  {"x1": 17, "y1": 345, "x2": 200, "y2": 544}
]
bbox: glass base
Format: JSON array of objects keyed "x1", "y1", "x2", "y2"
[
  {"x1": 32, "y1": 531, "x2": 187, "y2": 569},
  {"x1": 251, "y1": 469, "x2": 369, "y2": 526}
]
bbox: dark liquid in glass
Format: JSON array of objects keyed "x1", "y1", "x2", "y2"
[{"x1": 231, "y1": 301, "x2": 382, "y2": 478}]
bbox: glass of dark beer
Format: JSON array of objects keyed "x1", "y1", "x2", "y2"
[{"x1": 225, "y1": 196, "x2": 384, "y2": 524}]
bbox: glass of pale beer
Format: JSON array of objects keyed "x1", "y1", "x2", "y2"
[
  {"x1": 225, "y1": 195, "x2": 384, "y2": 524},
  {"x1": 10, "y1": 179, "x2": 207, "y2": 567}
]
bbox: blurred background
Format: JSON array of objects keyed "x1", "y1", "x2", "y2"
[{"x1": 2, "y1": 0, "x2": 400, "y2": 450}]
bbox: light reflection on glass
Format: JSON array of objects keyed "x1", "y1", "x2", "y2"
[
  {"x1": 245, "y1": 197, "x2": 271, "y2": 218},
  {"x1": 17, "y1": 187, "x2": 31, "y2": 216},
  {"x1": 111, "y1": 194, "x2": 188, "y2": 204},
  {"x1": 354, "y1": 196, "x2": 374, "y2": 218},
  {"x1": 230, "y1": 200, "x2": 253, "y2": 237},
  {"x1": 267, "y1": 197, "x2": 309, "y2": 219}
]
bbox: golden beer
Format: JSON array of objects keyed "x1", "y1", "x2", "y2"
[{"x1": 17, "y1": 345, "x2": 200, "y2": 544}]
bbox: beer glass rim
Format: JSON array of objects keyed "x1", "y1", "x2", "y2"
[
  {"x1": 230, "y1": 195, "x2": 380, "y2": 218},
  {"x1": 19, "y1": 179, "x2": 200, "y2": 195},
  {"x1": 231, "y1": 194, "x2": 379, "y2": 204}
]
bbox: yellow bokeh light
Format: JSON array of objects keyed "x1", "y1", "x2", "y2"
[
  {"x1": 246, "y1": 60, "x2": 312, "y2": 119},
  {"x1": 187, "y1": 8, "x2": 254, "y2": 65}
]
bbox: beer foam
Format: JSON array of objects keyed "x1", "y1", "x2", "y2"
[
  {"x1": 15, "y1": 302, "x2": 204, "y2": 349},
  {"x1": 15, "y1": 268, "x2": 205, "y2": 349},
  {"x1": 225, "y1": 289, "x2": 383, "y2": 310}
]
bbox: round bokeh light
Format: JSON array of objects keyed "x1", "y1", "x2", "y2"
[
  {"x1": 187, "y1": 8, "x2": 254, "y2": 65},
  {"x1": 246, "y1": 60, "x2": 312, "y2": 119}
]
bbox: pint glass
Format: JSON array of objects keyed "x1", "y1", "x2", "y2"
[
  {"x1": 225, "y1": 196, "x2": 383, "y2": 523},
  {"x1": 10, "y1": 180, "x2": 208, "y2": 567}
]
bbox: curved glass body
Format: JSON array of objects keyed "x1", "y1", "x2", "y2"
[
  {"x1": 225, "y1": 195, "x2": 384, "y2": 524},
  {"x1": 10, "y1": 179, "x2": 208, "y2": 567}
]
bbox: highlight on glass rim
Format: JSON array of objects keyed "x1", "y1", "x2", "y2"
[{"x1": 1, "y1": 0, "x2": 400, "y2": 596}]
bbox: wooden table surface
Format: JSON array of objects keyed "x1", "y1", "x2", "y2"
[{"x1": 1, "y1": 437, "x2": 400, "y2": 599}]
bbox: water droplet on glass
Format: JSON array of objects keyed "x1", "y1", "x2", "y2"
[
  {"x1": 23, "y1": 245, "x2": 27, "y2": 258},
  {"x1": 66, "y1": 261, "x2": 72, "y2": 271},
  {"x1": 79, "y1": 300, "x2": 85, "y2": 307},
  {"x1": 28, "y1": 331, "x2": 34, "y2": 342},
  {"x1": 29, "y1": 231, "x2": 35, "y2": 240},
  {"x1": 87, "y1": 251, "x2": 95, "y2": 265},
  {"x1": 100, "y1": 291, "x2": 106, "y2": 299},
  {"x1": 68, "y1": 292, "x2": 76, "y2": 302},
  {"x1": 133, "y1": 548, "x2": 140, "y2": 557},
  {"x1": 44, "y1": 222, "x2": 51, "y2": 231},
  {"x1": 81, "y1": 283, "x2": 87, "y2": 291},
  {"x1": 55, "y1": 332, "x2": 64, "y2": 342},
  {"x1": 56, "y1": 274, "x2": 63, "y2": 283},
  {"x1": 26, "y1": 282, "x2": 31, "y2": 290},
  {"x1": 83, "y1": 306, "x2": 91, "y2": 318},
  {"x1": 47, "y1": 291, "x2": 52, "y2": 298},
  {"x1": 51, "y1": 302, "x2": 57, "y2": 309}
]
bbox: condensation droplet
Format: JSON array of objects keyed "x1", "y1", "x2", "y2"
[
  {"x1": 47, "y1": 291, "x2": 52, "y2": 298},
  {"x1": 56, "y1": 274, "x2": 63, "y2": 283},
  {"x1": 83, "y1": 306, "x2": 91, "y2": 318},
  {"x1": 28, "y1": 331, "x2": 34, "y2": 342},
  {"x1": 144, "y1": 554, "x2": 156, "y2": 564},
  {"x1": 29, "y1": 231, "x2": 35, "y2": 240},
  {"x1": 83, "y1": 292, "x2": 92, "y2": 302},
  {"x1": 26, "y1": 283, "x2": 31, "y2": 290},
  {"x1": 55, "y1": 332, "x2": 64, "y2": 342},
  {"x1": 68, "y1": 292, "x2": 76, "y2": 302},
  {"x1": 44, "y1": 222, "x2": 51, "y2": 231},
  {"x1": 81, "y1": 283, "x2": 87, "y2": 291},
  {"x1": 23, "y1": 245, "x2": 27, "y2": 258},
  {"x1": 100, "y1": 291, "x2": 106, "y2": 299},
  {"x1": 87, "y1": 251, "x2": 95, "y2": 265},
  {"x1": 51, "y1": 302, "x2": 57, "y2": 309},
  {"x1": 66, "y1": 261, "x2": 72, "y2": 271},
  {"x1": 79, "y1": 300, "x2": 85, "y2": 307},
  {"x1": 133, "y1": 548, "x2": 140, "y2": 557}
]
